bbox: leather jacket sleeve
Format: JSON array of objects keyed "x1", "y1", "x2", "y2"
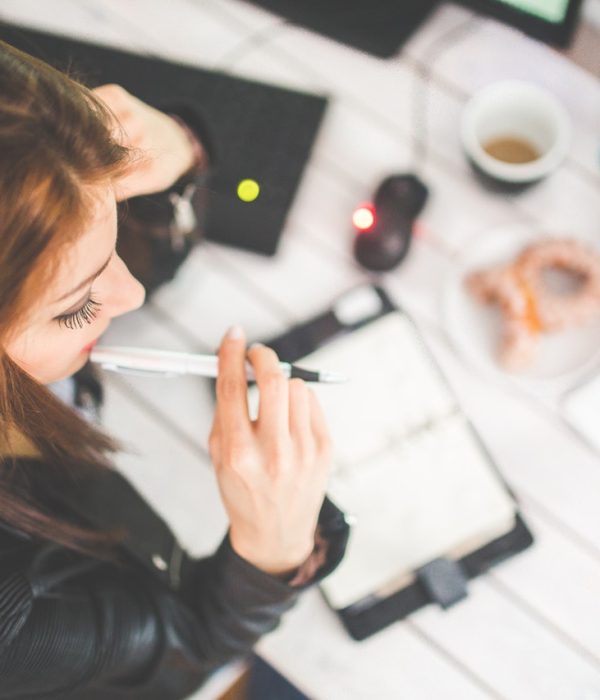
[{"x1": 0, "y1": 499, "x2": 349, "y2": 699}]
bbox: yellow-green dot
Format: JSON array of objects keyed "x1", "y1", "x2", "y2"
[{"x1": 237, "y1": 179, "x2": 260, "y2": 202}]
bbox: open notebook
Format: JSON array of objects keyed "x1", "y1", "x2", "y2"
[
  {"x1": 296, "y1": 313, "x2": 516, "y2": 609},
  {"x1": 248, "y1": 287, "x2": 530, "y2": 634}
]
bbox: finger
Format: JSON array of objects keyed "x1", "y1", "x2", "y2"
[
  {"x1": 211, "y1": 345, "x2": 222, "y2": 427},
  {"x1": 93, "y1": 86, "x2": 148, "y2": 149},
  {"x1": 216, "y1": 326, "x2": 252, "y2": 437},
  {"x1": 93, "y1": 85, "x2": 145, "y2": 122},
  {"x1": 113, "y1": 117, "x2": 144, "y2": 145},
  {"x1": 308, "y1": 389, "x2": 332, "y2": 456},
  {"x1": 209, "y1": 393, "x2": 222, "y2": 465},
  {"x1": 207, "y1": 424, "x2": 221, "y2": 467},
  {"x1": 93, "y1": 83, "x2": 131, "y2": 103},
  {"x1": 288, "y1": 378, "x2": 311, "y2": 446},
  {"x1": 93, "y1": 85, "x2": 130, "y2": 125},
  {"x1": 247, "y1": 344, "x2": 289, "y2": 440}
]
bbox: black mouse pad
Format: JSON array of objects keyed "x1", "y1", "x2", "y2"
[{"x1": 0, "y1": 23, "x2": 328, "y2": 256}]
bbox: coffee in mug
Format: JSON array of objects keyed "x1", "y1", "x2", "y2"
[
  {"x1": 461, "y1": 81, "x2": 571, "y2": 189},
  {"x1": 482, "y1": 136, "x2": 540, "y2": 164}
]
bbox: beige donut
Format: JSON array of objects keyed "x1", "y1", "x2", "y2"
[
  {"x1": 466, "y1": 266, "x2": 539, "y2": 369},
  {"x1": 465, "y1": 238, "x2": 600, "y2": 370},
  {"x1": 516, "y1": 239, "x2": 600, "y2": 331}
]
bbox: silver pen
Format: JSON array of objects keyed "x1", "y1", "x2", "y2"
[{"x1": 90, "y1": 346, "x2": 347, "y2": 384}]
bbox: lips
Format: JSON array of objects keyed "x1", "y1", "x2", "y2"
[{"x1": 82, "y1": 339, "x2": 98, "y2": 353}]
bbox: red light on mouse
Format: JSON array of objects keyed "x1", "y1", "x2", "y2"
[{"x1": 352, "y1": 204, "x2": 376, "y2": 232}]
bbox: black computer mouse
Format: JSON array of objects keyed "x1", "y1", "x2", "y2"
[{"x1": 353, "y1": 174, "x2": 429, "y2": 272}]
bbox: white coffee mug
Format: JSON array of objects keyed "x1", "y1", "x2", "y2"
[{"x1": 461, "y1": 80, "x2": 571, "y2": 187}]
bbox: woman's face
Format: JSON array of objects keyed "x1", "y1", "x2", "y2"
[{"x1": 5, "y1": 184, "x2": 145, "y2": 384}]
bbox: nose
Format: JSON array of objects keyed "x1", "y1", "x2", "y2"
[{"x1": 104, "y1": 255, "x2": 146, "y2": 319}]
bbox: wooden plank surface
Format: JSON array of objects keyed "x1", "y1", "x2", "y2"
[{"x1": 2, "y1": 0, "x2": 600, "y2": 698}]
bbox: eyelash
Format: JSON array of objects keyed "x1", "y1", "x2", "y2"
[{"x1": 56, "y1": 295, "x2": 102, "y2": 330}]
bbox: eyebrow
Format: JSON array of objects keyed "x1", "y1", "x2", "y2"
[{"x1": 55, "y1": 253, "x2": 113, "y2": 303}]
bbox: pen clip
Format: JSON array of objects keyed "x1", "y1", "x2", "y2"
[{"x1": 99, "y1": 363, "x2": 181, "y2": 379}]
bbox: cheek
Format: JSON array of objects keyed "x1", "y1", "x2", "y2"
[
  {"x1": 6, "y1": 258, "x2": 144, "y2": 385},
  {"x1": 6, "y1": 324, "x2": 93, "y2": 384}
]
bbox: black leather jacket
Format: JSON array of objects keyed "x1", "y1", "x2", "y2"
[{"x1": 0, "y1": 461, "x2": 349, "y2": 699}]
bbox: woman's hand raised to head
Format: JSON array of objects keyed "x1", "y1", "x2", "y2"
[
  {"x1": 93, "y1": 84, "x2": 200, "y2": 201},
  {"x1": 209, "y1": 326, "x2": 333, "y2": 577}
]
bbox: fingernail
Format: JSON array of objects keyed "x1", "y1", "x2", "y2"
[
  {"x1": 226, "y1": 324, "x2": 244, "y2": 340},
  {"x1": 249, "y1": 342, "x2": 263, "y2": 350}
]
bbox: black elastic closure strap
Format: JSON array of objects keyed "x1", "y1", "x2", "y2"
[{"x1": 417, "y1": 558, "x2": 468, "y2": 609}]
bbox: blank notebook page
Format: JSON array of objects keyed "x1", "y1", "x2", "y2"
[{"x1": 249, "y1": 313, "x2": 516, "y2": 609}]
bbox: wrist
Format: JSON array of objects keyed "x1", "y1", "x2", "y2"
[
  {"x1": 168, "y1": 113, "x2": 207, "y2": 176},
  {"x1": 230, "y1": 532, "x2": 314, "y2": 578}
]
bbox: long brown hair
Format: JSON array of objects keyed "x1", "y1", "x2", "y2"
[{"x1": 0, "y1": 39, "x2": 133, "y2": 554}]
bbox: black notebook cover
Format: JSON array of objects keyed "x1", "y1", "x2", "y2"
[{"x1": 0, "y1": 22, "x2": 327, "y2": 256}]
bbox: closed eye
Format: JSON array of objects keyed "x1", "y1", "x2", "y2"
[{"x1": 55, "y1": 295, "x2": 102, "y2": 330}]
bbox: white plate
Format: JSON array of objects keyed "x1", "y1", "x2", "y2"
[{"x1": 441, "y1": 224, "x2": 600, "y2": 387}]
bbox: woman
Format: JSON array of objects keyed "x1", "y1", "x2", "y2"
[{"x1": 0, "y1": 40, "x2": 348, "y2": 699}]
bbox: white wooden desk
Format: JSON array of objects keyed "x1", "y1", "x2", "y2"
[{"x1": 2, "y1": 1, "x2": 600, "y2": 698}]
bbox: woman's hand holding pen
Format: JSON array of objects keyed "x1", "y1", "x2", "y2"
[{"x1": 209, "y1": 325, "x2": 333, "y2": 576}]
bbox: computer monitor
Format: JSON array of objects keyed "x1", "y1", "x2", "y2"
[
  {"x1": 244, "y1": 0, "x2": 583, "y2": 57},
  {"x1": 462, "y1": 0, "x2": 583, "y2": 46},
  {"x1": 243, "y1": 1, "x2": 439, "y2": 58}
]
